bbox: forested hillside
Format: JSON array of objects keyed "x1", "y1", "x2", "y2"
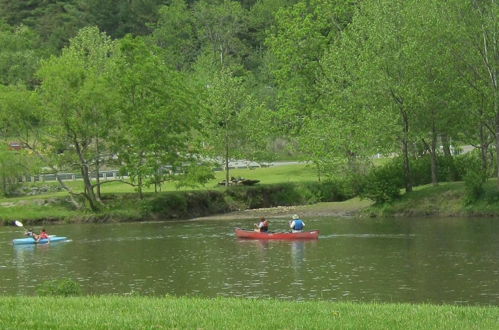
[{"x1": 0, "y1": 0, "x2": 497, "y2": 209}]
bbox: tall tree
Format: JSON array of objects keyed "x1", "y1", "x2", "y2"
[
  {"x1": 200, "y1": 68, "x2": 271, "y2": 185},
  {"x1": 193, "y1": 0, "x2": 249, "y2": 69},
  {"x1": 150, "y1": 0, "x2": 198, "y2": 71},
  {"x1": 113, "y1": 35, "x2": 199, "y2": 198},
  {"x1": 36, "y1": 26, "x2": 117, "y2": 210},
  {"x1": 0, "y1": 21, "x2": 46, "y2": 87},
  {"x1": 448, "y1": 0, "x2": 498, "y2": 182},
  {"x1": 265, "y1": 0, "x2": 357, "y2": 134}
]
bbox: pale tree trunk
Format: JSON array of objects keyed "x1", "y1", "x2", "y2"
[
  {"x1": 472, "y1": 0, "x2": 498, "y2": 185},
  {"x1": 225, "y1": 123, "x2": 230, "y2": 187},
  {"x1": 74, "y1": 139, "x2": 101, "y2": 211},
  {"x1": 138, "y1": 175, "x2": 143, "y2": 199},
  {"x1": 430, "y1": 120, "x2": 438, "y2": 186},
  {"x1": 441, "y1": 133, "x2": 457, "y2": 181},
  {"x1": 94, "y1": 135, "x2": 102, "y2": 200},
  {"x1": 479, "y1": 123, "x2": 489, "y2": 173},
  {"x1": 441, "y1": 133, "x2": 452, "y2": 158}
]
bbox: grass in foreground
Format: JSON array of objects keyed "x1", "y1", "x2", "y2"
[{"x1": 0, "y1": 296, "x2": 497, "y2": 329}]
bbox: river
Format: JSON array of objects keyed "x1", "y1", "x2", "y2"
[{"x1": 0, "y1": 216, "x2": 498, "y2": 305}]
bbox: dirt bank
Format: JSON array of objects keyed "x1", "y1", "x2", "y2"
[{"x1": 191, "y1": 198, "x2": 372, "y2": 220}]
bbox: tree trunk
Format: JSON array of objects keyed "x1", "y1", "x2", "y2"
[
  {"x1": 138, "y1": 175, "x2": 143, "y2": 199},
  {"x1": 479, "y1": 123, "x2": 488, "y2": 174},
  {"x1": 74, "y1": 140, "x2": 101, "y2": 211},
  {"x1": 401, "y1": 111, "x2": 413, "y2": 193},
  {"x1": 441, "y1": 133, "x2": 452, "y2": 158},
  {"x1": 225, "y1": 122, "x2": 230, "y2": 187},
  {"x1": 430, "y1": 122, "x2": 438, "y2": 186},
  {"x1": 95, "y1": 136, "x2": 101, "y2": 200}
]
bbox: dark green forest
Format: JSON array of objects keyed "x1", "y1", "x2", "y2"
[{"x1": 0, "y1": 0, "x2": 497, "y2": 210}]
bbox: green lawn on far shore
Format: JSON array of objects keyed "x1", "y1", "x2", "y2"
[
  {"x1": 0, "y1": 164, "x2": 318, "y2": 201},
  {"x1": 0, "y1": 164, "x2": 323, "y2": 223},
  {"x1": 0, "y1": 296, "x2": 497, "y2": 329}
]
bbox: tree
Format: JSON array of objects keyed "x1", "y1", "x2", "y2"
[
  {"x1": 265, "y1": 0, "x2": 357, "y2": 135},
  {"x1": 447, "y1": 0, "x2": 498, "y2": 183},
  {"x1": 200, "y1": 68, "x2": 271, "y2": 185},
  {"x1": 112, "y1": 35, "x2": 199, "y2": 198},
  {"x1": 0, "y1": 85, "x2": 42, "y2": 197},
  {"x1": 149, "y1": 0, "x2": 198, "y2": 71},
  {"x1": 36, "y1": 26, "x2": 117, "y2": 210},
  {"x1": 0, "y1": 21, "x2": 46, "y2": 87},
  {"x1": 193, "y1": 0, "x2": 249, "y2": 69}
]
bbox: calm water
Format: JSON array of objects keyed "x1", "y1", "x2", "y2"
[{"x1": 0, "y1": 217, "x2": 498, "y2": 305}]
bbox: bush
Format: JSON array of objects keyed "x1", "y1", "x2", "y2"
[
  {"x1": 464, "y1": 169, "x2": 486, "y2": 205},
  {"x1": 359, "y1": 161, "x2": 404, "y2": 204},
  {"x1": 36, "y1": 278, "x2": 82, "y2": 297}
]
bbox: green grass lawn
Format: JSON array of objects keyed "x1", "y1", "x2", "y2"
[
  {"x1": 0, "y1": 296, "x2": 497, "y2": 329},
  {"x1": 0, "y1": 164, "x2": 321, "y2": 223},
  {"x1": 0, "y1": 164, "x2": 319, "y2": 201}
]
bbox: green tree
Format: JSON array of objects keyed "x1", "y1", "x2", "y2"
[
  {"x1": 36, "y1": 26, "x2": 117, "y2": 210},
  {"x1": 193, "y1": 0, "x2": 249, "y2": 69},
  {"x1": 447, "y1": 0, "x2": 498, "y2": 183},
  {"x1": 201, "y1": 68, "x2": 271, "y2": 185},
  {"x1": 0, "y1": 21, "x2": 46, "y2": 87},
  {"x1": 113, "y1": 35, "x2": 199, "y2": 198},
  {"x1": 149, "y1": 0, "x2": 198, "y2": 71},
  {"x1": 265, "y1": 0, "x2": 357, "y2": 134}
]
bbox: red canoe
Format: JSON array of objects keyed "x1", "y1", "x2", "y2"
[{"x1": 234, "y1": 228, "x2": 319, "y2": 240}]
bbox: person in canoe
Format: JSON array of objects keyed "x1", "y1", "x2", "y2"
[
  {"x1": 254, "y1": 216, "x2": 270, "y2": 232},
  {"x1": 289, "y1": 214, "x2": 305, "y2": 233}
]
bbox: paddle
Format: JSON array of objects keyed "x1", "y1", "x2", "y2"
[{"x1": 14, "y1": 220, "x2": 37, "y2": 240}]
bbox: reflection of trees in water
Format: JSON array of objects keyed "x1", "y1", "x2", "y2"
[
  {"x1": 291, "y1": 241, "x2": 305, "y2": 271},
  {"x1": 13, "y1": 244, "x2": 50, "y2": 294},
  {"x1": 236, "y1": 239, "x2": 269, "y2": 252}
]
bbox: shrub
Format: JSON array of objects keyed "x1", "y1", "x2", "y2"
[
  {"x1": 359, "y1": 162, "x2": 404, "y2": 204},
  {"x1": 464, "y1": 169, "x2": 486, "y2": 205},
  {"x1": 36, "y1": 278, "x2": 82, "y2": 297}
]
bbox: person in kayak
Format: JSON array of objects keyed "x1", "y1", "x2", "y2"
[
  {"x1": 254, "y1": 216, "x2": 270, "y2": 232},
  {"x1": 25, "y1": 228, "x2": 37, "y2": 239},
  {"x1": 289, "y1": 214, "x2": 305, "y2": 233},
  {"x1": 36, "y1": 228, "x2": 50, "y2": 242}
]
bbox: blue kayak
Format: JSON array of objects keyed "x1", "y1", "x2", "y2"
[{"x1": 12, "y1": 235, "x2": 68, "y2": 245}]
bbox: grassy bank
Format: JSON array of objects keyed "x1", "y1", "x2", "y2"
[
  {"x1": 0, "y1": 296, "x2": 497, "y2": 329},
  {"x1": 365, "y1": 179, "x2": 499, "y2": 217},
  {"x1": 0, "y1": 163, "x2": 354, "y2": 224}
]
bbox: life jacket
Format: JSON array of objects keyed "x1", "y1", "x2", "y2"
[
  {"x1": 39, "y1": 232, "x2": 49, "y2": 239},
  {"x1": 292, "y1": 219, "x2": 304, "y2": 230}
]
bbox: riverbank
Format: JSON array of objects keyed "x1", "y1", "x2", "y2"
[
  {"x1": 0, "y1": 181, "x2": 356, "y2": 225},
  {"x1": 1, "y1": 296, "x2": 497, "y2": 329},
  {"x1": 365, "y1": 180, "x2": 499, "y2": 218},
  {"x1": 191, "y1": 198, "x2": 372, "y2": 220},
  {"x1": 3, "y1": 178, "x2": 499, "y2": 226}
]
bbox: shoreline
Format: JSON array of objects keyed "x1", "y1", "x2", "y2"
[{"x1": 191, "y1": 198, "x2": 373, "y2": 220}]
